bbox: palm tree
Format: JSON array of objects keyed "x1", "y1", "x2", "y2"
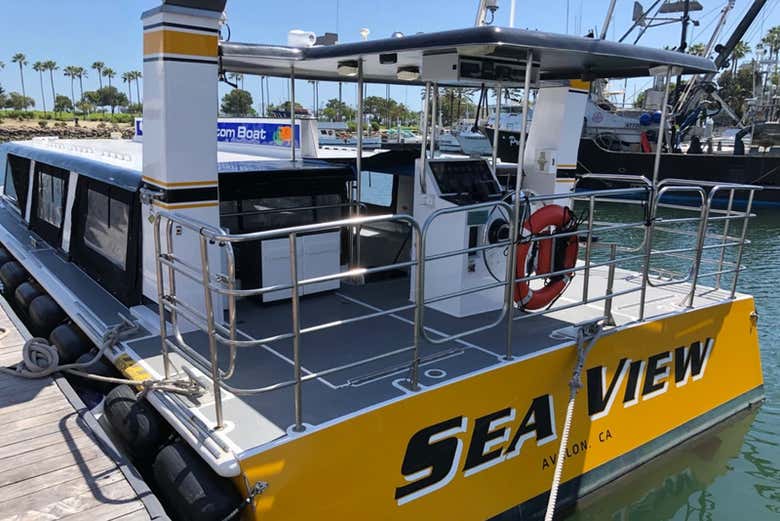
[
  {"x1": 129, "y1": 70, "x2": 142, "y2": 105},
  {"x1": 32, "y1": 61, "x2": 47, "y2": 114},
  {"x1": 731, "y1": 41, "x2": 752, "y2": 74},
  {"x1": 121, "y1": 72, "x2": 133, "y2": 104},
  {"x1": 12, "y1": 53, "x2": 27, "y2": 98},
  {"x1": 75, "y1": 67, "x2": 87, "y2": 100},
  {"x1": 102, "y1": 67, "x2": 116, "y2": 89},
  {"x1": 43, "y1": 61, "x2": 58, "y2": 109},
  {"x1": 63, "y1": 66, "x2": 78, "y2": 111},
  {"x1": 91, "y1": 61, "x2": 105, "y2": 89},
  {"x1": 688, "y1": 43, "x2": 706, "y2": 57}
]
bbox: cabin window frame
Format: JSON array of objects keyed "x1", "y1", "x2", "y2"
[
  {"x1": 70, "y1": 176, "x2": 141, "y2": 306},
  {"x1": 3, "y1": 154, "x2": 32, "y2": 216},
  {"x1": 29, "y1": 162, "x2": 69, "y2": 248}
]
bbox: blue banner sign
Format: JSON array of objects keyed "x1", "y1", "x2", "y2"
[{"x1": 134, "y1": 118, "x2": 300, "y2": 147}]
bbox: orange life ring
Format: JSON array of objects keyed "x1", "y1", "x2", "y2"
[{"x1": 514, "y1": 204, "x2": 579, "y2": 310}]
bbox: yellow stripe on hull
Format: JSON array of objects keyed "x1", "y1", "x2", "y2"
[
  {"x1": 143, "y1": 30, "x2": 218, "y2": 58},
  {"x1": 238, "y1": 298, "x2": 763, "y2": 520}
]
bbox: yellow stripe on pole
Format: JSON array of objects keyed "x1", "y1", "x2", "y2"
[{"x1": 143, "y1": 30, "x2": 218, "y2": 57}]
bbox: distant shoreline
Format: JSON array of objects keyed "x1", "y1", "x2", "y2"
[{"x1": 0, "y1": 119, "x2": 134, "y2": 142}]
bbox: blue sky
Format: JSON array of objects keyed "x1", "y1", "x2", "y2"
[{"x1": 1, "y1": 0, "x2": 779, "y2": 112}]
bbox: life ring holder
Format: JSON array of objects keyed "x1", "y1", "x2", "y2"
[{"x1": 514, "y1": 204, "x2": 579, "y2": 311}]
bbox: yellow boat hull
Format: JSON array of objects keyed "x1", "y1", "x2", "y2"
[{"x1": 237, "y1": 297, "x2": 763, "y2": 520}]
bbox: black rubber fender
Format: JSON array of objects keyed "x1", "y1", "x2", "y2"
[
  {"x1": 0, "y1": 261, "x2": 28, "y2": 299},
  {"x1": 49, "y1": 323, "x2": 91, "y2": 364},
  {"x1": 0, "y1": 247, "x2": 14, "y2": 268},
  {"x1": 104, "y1": 384, "x2": 169, "y2": 461},
  {"x1": 27, "y1": 294, "x2": 66, "y2": 338},
  {"x1": 153, "y1": 441, "x2": 242, "y2": 521},
  {"x1": 13, "y1": 281, "x2": 44, "y2": 317},
  {"x1": 70, "y1": 350, "x2": 121, "y2": 393}
]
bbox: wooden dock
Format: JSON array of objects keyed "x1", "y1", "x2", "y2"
[{"x1": 0, "y1": 303, "x2": 162, "y2": 521}]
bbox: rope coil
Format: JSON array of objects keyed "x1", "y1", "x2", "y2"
[{"x1": 0, "y1": 318, "x2": 203, "y2": 399}]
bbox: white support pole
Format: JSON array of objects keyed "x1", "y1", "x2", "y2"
[
  {"x1": 652, "y1": 67, "x2": 673, "y2": 187},
  {"x1": 290, "y1": 65, "x2": 296, "y2": 162},
  {"x1": 491, "y1": 84, "x2": 502, "y2": 175},
  {"x1": 509, "y1": 0, "x2": 517, "y2": 28},
  {"x1": 504, "y1": 56, "x2": 534, "y2": 360},
  {"x1": 419, "y1": 82, "x2": 431, "y2": 194}
]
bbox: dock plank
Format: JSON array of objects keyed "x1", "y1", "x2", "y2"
[{"x1": 0, "y1": 302, "x2": 153, "y2": 521}]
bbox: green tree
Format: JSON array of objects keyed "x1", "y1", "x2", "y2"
[
  {"x1": 92, "y1": 61, "x2": 105, "y2": 89},
  {"x1": 5, "y1": 92, "x2": 34, "y2": 110},
  {"x1": 102, "y1": 67, "x2": 116, "y2": 89},
  {"x1": 83, "y1": 87, "x2": 127, "y2": 114},
  {"x1": 54, "y1": 94, "x2": 73, "y2": 114},
  {"x1": 267, "y1": 100, "x2": 305, "y2": 116},
  {"x1": 322, "y1": 98, "x2": 355, "y2": 121},
  {"x1": 12, "y1": 53, "x2": 27, "y2": 99},
  {"x1": 221, "y1": 89, "x2": 255, "y2": 116},
  {"x1": 716, "y1": 64, "x2": 756, "y2": 123},
  {"x1": 32, "y1": 61, "x2": 47, "y2": 114}
]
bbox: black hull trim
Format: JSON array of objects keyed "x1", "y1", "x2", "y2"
[
  {"x1": 485, "y1": 128, "x2": 780, "y2": 205},
  {"x1": 490, "y1": 386, "x2": 764, "y2": 520}
]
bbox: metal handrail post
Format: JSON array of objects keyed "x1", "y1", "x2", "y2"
[
  {"x1": 430, "y1": 83, "x2": 438, "y2": 160},
  {"x1": 638, "y1": 189, "x2": 656, "y2": 321},
  {"x1": 289, "y1": 232, "x2": 304, "y2": 431},
  {"x1": 419, "y1": 82, "x2": 431, "y2": 194},
  {"x1": 165, "y1": 220, "x2": 181, "y2": 345},
  {"x1": 505, "y1": 56, "x2": 533, "y2": 360},
  {"x1": 715, "y1": 189, "x2": 735, "y2": 289},
  {"x1": 582, "y1": 195, "x2": 595, "y2": 301},
  {"x1": 604, "y1": 243, "x2": 617, "y2": 326},
  {"x1": 491, "y1": 84, "x2": 502, "y2": 175},
  {"x1": 199, "y1": 234, "x2": 224, "y2": 429},
  {"x1": 410, "y1": 226, "x2": 425, "y2": 390},
  {"x1": 686, "y1": 194, "x2": 712, "y2": 308},
  {"x1": 730, "y1": 190, "x2": 755, "y2": 298},
  {"x1": 651, "y1": 67, "x2": 672, "y2": 187},
  {"x1": 223, "y1": 241, "x2": 238, "y2": 379},
  {"x1": 152, "y1": 215, "x2": 172, "y2": 378},
  {"x1": 354, "y1": 60, "x2": 364, "y2": 270}
]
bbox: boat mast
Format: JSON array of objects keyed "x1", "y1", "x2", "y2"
[
  {"x1": 672, "y1": 0, "x2": 692, "y2": 105},
  {"x1": 599, "y1": 0, "x2": 618, "y2": 40}
]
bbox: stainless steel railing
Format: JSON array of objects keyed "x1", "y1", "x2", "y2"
[{"x1": 151, "y1": 178, "x2": 759, "y2": 431}]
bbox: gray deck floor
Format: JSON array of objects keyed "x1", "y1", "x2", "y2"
[{"x1": 0, "y1": 305, "x2": 155, "y2": 521}]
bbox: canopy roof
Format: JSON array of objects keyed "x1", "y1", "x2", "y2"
[{"x1": 220, "y1": 25, "x2": 716, "y2": 85}]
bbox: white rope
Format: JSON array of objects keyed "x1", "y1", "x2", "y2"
[
  {"x1": 0, "y1": 319, "x2": 202, "y2": 398},
  {"x1": 544, "y1": 319, "x2": 605, "y2": 521}
]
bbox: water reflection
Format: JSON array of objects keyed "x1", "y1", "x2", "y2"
[
  {"x1": 562, "y1": 206, "x2": 780, "y2": 520},
  {"x1": 567, "y1": 409, "x2": 759, "y2": 521}
]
